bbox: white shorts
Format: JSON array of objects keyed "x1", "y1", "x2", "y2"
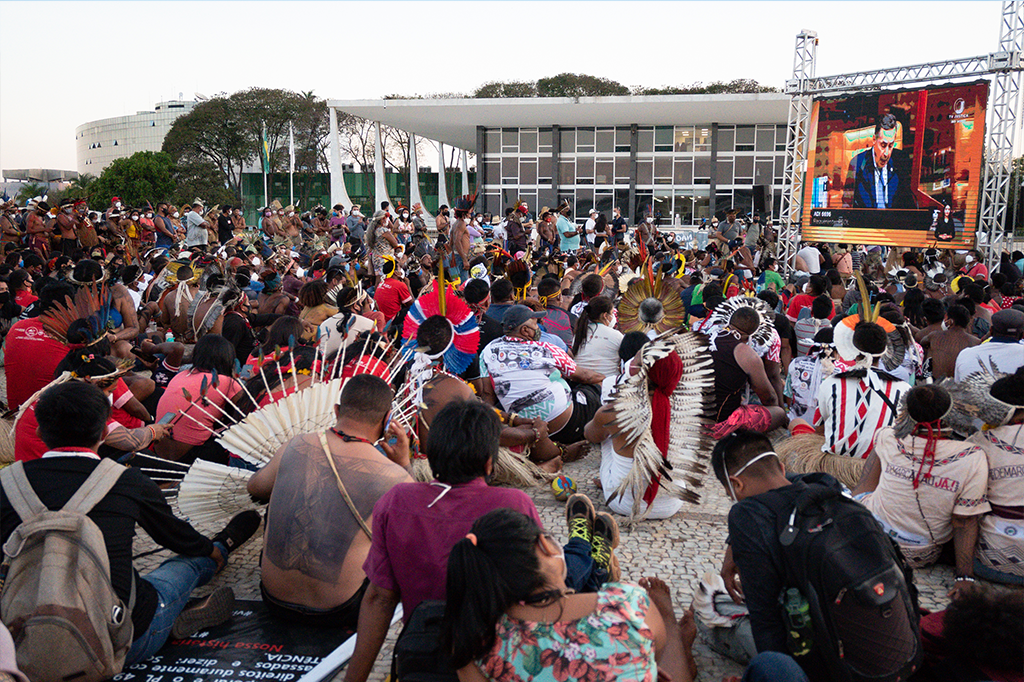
[{"x1": 599, "y1": 440, "x2": 683, "y2": 519}]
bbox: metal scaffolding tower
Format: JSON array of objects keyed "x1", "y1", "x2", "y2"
[{"x1": 778, "y1": 0, "x2": 1024, "y2": 272}]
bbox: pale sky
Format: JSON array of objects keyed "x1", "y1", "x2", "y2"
[{"x1": 0, "y1": 1, "x2": 1008, "y2": 173}]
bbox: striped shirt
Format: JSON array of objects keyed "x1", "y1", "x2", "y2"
[{"x1": 813, "y1": 369, "x2": 910, "y2": 459}]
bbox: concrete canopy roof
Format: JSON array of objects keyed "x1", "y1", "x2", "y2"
[{"x1": 328, "y1": 93, "x2": 791, "y2": 152}]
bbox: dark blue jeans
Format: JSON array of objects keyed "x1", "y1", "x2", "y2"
[
  {"x1": 742, "y1": 652, "x2": 810, "y2": 682},
  {"x1": 564, "y1": 537, "x2": 608, "y2": 593},
  {"x1": 124, "y1": 541, "x2": 228, "y2": 666}
]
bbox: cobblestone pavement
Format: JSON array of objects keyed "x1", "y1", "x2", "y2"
[{"x1": 0, "y1": 372, "x2": 960, "y2": 682}]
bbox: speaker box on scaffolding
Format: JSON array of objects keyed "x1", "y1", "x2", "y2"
[{"x1": 753, "y1": 185, "x2": 768, "y2": 214}]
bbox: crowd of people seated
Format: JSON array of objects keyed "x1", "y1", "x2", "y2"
[{"x1": 0, "y1": 194, "x2": 1021, "y2": 682}]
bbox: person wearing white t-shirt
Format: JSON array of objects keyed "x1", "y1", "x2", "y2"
[
  {"x1": 795, "y1": 242, "x2": 823, "y2": 275},
  {"x1": 584, "y1": 209, "x2": 597, "y2": 251},
  {"x1": 571, "y1": 297, "x2": 624, "y2": 378},
  {"x1": 953, "y1": 309, "x2": 1024, "y2": 382}
]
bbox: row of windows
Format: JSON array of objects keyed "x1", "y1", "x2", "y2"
[
  {"x1": 484, "y1": 125, "x2": 786, "y2": 155},
  {"x1": 482, "y1": 186, "x2": 783, "y2": 224},
  {"x1": 482, "y1": 153, "x2": 787, "y2": 187}
]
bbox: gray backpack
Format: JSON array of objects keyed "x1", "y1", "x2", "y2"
[{"x1": 0, "y1": 459, "x2": 135, "y2": 682}]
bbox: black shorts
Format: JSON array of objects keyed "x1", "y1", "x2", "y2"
[
  {"x1": 260, "y1": 578, "x2": 368, "y2": 630},
  {"x1": 551, "y1": 383, "x2": 602, "y2": 445}
]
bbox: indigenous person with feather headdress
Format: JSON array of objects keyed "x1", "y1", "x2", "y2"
[
  {"x1": 704, "y1": 297, "x2": 789, "y2": 439},
  {"x1": 781, "y1": 279, "x2": 910, "y2": 489},
  {"x1": 246, "y1": 374, "x2": 413, "y2": 629},
  {"x1": 584, "y1": 332, "x2": 714, "y2": 520},
  {"x1": 852, "y1": 384, "x2": 990, "y2": 583}
]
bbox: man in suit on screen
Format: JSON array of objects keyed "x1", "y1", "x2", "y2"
[{"x1": 848, "y1": 113, "x2": 917, "y2": 210}]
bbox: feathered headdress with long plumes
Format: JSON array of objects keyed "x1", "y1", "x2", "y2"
[
  {"x1": 708, "y1": 295, "x2": 775, "y2": 348},
  {"x1": 453, "y1": 193, "x2": 477, "y2": 213},
  {"x1": 150, "y1": 333, "x2": 417, "y2": 529},
  {"x1": 39, "y1": 281, "x2": 114, "y2": 345},
  {"x1": 834, "y1": 273, "x2": 905, "y2": 370},
  {"x1": 939, "y1": 365, "x2": 1020, "y2": 432},
  {"x1": 401, "y1": 273, "x2": 480, "y2": 376},
  {"x1": 618, "y1": 259, "x2": 686, "y2": 335},
  {"x1": 605, "y1": 331, "x2": 714, "y2": 523}
]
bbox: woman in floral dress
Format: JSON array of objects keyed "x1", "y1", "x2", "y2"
[
  {"x1": 441, "y1": 508, "x2": 695, "y2": 682},
  {"x1": 366, "y1": 210, "x2": 399, "y2": 278}
]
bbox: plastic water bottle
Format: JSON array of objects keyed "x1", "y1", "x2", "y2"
[
  {"x1": 165, "y1": 331, "x2": 175, "y2": 343},
  {"x1": 784, "y1": 588, "x2": 814, "y2": 657}
]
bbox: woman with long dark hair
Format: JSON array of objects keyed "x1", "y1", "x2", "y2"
[
  {"x1": 155, "y1": 334, "x2": 242, "y2": 464},
  {"x1": 442, "y1": 508, "x2": 694, "y2": 682},
  {"x1": 571, "y1": 296, "x2": 623, "y2": 377}
]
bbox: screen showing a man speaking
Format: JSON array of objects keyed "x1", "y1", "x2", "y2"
[{"x1": 801, "y1": 81, "x2": 988, "y2": 249}]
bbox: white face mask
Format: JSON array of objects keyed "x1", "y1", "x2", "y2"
[
  {"x1": 965, "y1": 255, "x2": 975, "y2": 263},
  {"x1": 287, "y1": 212, "x2": 294, "y2": 217},
  {"x1": 172, "y1": 211, "x2": 179, "y2": 218},
  {"x1": 646, "y1": 217, "x2": 654, "y2": 224},
  {"x1": 726, "y1": 451, "x2": 780, "y2": 503},
  {"x1": 130, "y1": 215, "x2": 139, "y2": 221},
  {"x1": 402, "y1": 212, "x2": 409, "y2": 219},
  {"x1": 265, "y1": 211, "x2": 272, "y2": 217},
  {"x1": 115, "y1": 202, "x2": 122, "y2": 209},
  {"x1": 146, "y1": 212, "x2": 153, "y2": 219}
]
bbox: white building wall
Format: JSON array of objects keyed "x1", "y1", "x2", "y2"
[{"x1": 75, "y1": 101, "x2": 196, "y2": 175}]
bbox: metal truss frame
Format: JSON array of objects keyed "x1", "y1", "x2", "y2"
[
  {"x1": 779, "y1": 1, "x2": 1024, "y2": 273},
  {"x1": 778, "y1": 30, "x2": 817, "y2": 273}
]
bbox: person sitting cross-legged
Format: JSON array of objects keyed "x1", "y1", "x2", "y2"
[
  {"x1": 247, "y1": 374, "x2": 414, "y2": 629},
  {"x1": 0, "y1": 381, "x2": 261, "y2": 668},
  {"x1": 853, "y1": 384, "x2": 990, "y2": 576}
]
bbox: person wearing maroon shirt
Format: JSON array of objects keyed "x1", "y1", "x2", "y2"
[
  {"x1": 4, "y1": 280, "x2": 76, "y2": 411},
  {"x1": 373, "y1": 257, "x2": 413, "y2": 325},
  {"x1": 343, "y1": 401, "x2": 543, "y2": 682}
]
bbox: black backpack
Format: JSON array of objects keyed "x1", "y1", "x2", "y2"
[
  {"x1": 757, "y1": 482, "x2": 922, "y2": 682},
  {"x1": 390, "y1": 601, "x2": 458, "y2": 682}
]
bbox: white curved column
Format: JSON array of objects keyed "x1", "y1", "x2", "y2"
[
  {"x1": 460, "y1": 149, "x2": 470, "y2": 198},
  {"x1": 328, "y1": 107, "x2": 353, "y2": 209},
  {"x1": 437, "y1": 142, "x2": 450, "y2": 209},
  {"x1": 374, "y1": 121, "x2": 394, "y2": 216}
]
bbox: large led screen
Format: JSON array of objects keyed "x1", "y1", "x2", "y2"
[{"x1": 802, "y1": 82, "x2": 988, "y2": 248}]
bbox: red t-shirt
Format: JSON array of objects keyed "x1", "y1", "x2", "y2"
[
  {"x1": 15, "y1": 290, "x2": 37, "y2": 308},
  {"x1": 374, "y1": 279, "x2": 413, "y2": 323},
  {"x1": 15, "y1": 401, "x2": 120, "y2": 461},
  {"x1": 786, "y1": 293, "x2": 834, "y2": 321},
  {"x1": 4, "y1": 318, "x2": 70, "y2": 410}
]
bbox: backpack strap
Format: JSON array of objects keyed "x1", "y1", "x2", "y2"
[
  {"x1": 63, "y1": 459, "x2": 126, "y2": 515},
  {"x1": 0, "y1": 461, "x2": 48, "y2": 522},
  {"x1": 318, "y1": 431, "x2": 373, "y2": 541}
]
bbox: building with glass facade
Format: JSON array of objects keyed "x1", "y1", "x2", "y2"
[
  {"x1": 328, "y1": 93, "x2": 790, "y2": 225},
  {"x1": 75, "y1": 100, "x2": 196, "y2": 175}
]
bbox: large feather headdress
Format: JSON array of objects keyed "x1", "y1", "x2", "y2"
[
  {"x1": 708, "y1": 294, "x2": 774, "y2": 348},
  {"x1": 833, "y1": 273, "x2": 906, "y2": 371},
  {"x1": 618, "y1": 259, "x2": 686, "y2": 335},
  {"x1": 604, "y1": 331, "x2": 715, "y2": 522},
  {"x1": 149, "y1": 333, "x2": 417, "y2": 529}
]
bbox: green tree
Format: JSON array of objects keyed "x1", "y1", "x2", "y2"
[
  {"x1": 91, "y1": 151, "x2": 176, "y2": 208},
  {"x1": 473, "y1": 80, "x2": 537, "y2": 98},
  {"x1": 15, "y1": 182, "x2": 47, "y2": 203},
  {"x1": 632, "y1": 79, "x2": 779, "y2": 95},
  {"x1": 163, "y1": 97, "x2": 252, "y2": 201},
  {"x1": 171, "y1": 159, "x2": 235, "y2": 209},
  {"x1": 536, "y1": 73, "x2": 629, "y2": 98}
]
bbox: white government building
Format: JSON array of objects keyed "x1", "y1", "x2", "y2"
[{"x1": 75, "y1": 100, "x2": 196, "y2": 176}]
